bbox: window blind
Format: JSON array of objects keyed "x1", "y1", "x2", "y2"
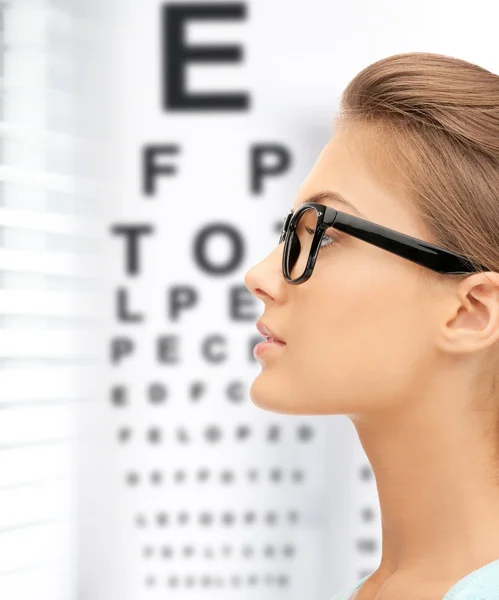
[{"x1": 0, "y1": 2, "x2": 105, "y2": 598}]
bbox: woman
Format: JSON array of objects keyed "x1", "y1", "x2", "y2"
[{"x1": 244, "y1": 52, "x2": 499, "y2": 600}]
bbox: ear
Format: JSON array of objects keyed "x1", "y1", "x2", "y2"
[{"x1": 438, "y1": 272, "x2": 499, "y2": 355}]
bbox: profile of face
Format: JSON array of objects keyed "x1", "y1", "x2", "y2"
[{"x1": 244, "y1": 124, "x2": 446, "y2": 417}]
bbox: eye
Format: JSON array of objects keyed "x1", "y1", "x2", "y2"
[{"x1": 305, "y1": 226, "x2": 336, "y2": 250}]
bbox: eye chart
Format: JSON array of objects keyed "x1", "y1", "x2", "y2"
[{"x1": 77, "y1": 2, "x2": 383, "y2": 599}]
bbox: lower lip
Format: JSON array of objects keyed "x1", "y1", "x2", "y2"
[{"x1": 253, "y1": 339, "x2": 286, "y2": 358}]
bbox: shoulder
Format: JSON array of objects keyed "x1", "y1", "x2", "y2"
[
  {"x1": 443, "y1": 559, "x2": 499, "y2": 600},
  {"x1": 329, "y1": 574, "x2": 371, "y2": 600}
]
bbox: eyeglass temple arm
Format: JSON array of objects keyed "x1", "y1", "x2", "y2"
[{"x1": 331, "y1": 211, "x2": 488, "y2": 275}]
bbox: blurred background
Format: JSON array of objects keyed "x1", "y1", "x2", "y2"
[{"x1": 1, "y1": 1, "x2": 498, "y2": 599}]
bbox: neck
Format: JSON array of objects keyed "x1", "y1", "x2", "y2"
[{"x1": 351, "y1": 385, "x2": 499, "y2": 582}]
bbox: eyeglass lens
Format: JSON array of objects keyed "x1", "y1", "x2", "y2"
[{"x1": 285, "y1": 207, "x2": 319, "y2": 281}]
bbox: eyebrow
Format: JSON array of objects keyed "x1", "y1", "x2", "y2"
[{"x1": 299, "y1": 191, "x2": 366, "y2": 218}]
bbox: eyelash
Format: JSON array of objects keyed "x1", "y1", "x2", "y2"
[{"x1": 305, "y1": 226, "x2": 336, "y2": 250}]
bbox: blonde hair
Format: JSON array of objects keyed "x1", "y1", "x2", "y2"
[
  {"x1": 334, "y1": 52, "x2": 499, "y2": 460},
  {"x1": 335, "y1": 51, "x2": 499, "y2": 279}
]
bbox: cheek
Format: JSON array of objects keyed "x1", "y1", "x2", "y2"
[{"x1": 285, "y1": 265, "x2": 431, "y2": 412}]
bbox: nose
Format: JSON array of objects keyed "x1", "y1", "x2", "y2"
[{"x1": 244, "y1": 244, "x2": 287, "y2": 303}]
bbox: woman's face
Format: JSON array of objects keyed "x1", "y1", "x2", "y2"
[{"x1": 244, "y1": 125, "x2": 441, "y2": 416}]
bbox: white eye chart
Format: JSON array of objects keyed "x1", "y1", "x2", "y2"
[{"x1": 76, "y1": 1, "x2": 499, "y2": 599}]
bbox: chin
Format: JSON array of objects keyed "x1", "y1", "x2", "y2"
[
  {"x1": 249, "y1": 374, "x2": 356, "y2": 416},
  {"x1": 249, "y1": 378, "x2": 310, "y2": 415}
]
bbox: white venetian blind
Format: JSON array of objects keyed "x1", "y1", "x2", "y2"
[{"x1": 0, "y1": 1, "x2": 106, "y2": 598}]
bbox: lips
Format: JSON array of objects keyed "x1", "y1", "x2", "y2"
[{"x1": 256, "y1": 320, "x2": 286, "y2": 344}]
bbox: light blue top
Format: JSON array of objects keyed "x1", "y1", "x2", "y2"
[{"x1": 329, "y1": 559, "x2": 499, "y2": 600}]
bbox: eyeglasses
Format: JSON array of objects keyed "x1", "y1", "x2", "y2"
[{"x1": 278, "y1": 202, "x2": 490, "y2": 285}]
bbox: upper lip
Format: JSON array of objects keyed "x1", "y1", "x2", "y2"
[{"x1": 256, "y1": 320, "x2": 286, "y2": 343}]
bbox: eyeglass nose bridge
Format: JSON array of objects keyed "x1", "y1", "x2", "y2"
[{"x1": 279, "y1": 210, "x2": 294, "y2": 244}]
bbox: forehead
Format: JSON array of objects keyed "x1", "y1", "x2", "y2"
[
  {"x1": 291, "y1": 132, "x2": 371, "y2": 216},
  {"x1": 290, "y1": 129, "x2": 425, "y2": 239}
]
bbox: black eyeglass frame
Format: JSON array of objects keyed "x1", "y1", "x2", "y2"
[{"x1": 278, "y1": 202, "x2": 490, "y2": 285}]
